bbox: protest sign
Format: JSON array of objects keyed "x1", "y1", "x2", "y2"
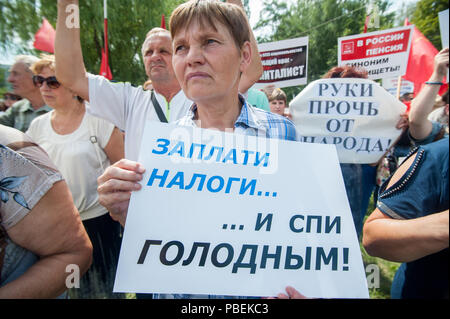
[
  {"x1": 338, "y1": 26, "x2": 413, "y2": 80},
  {"x1": 439, "y1": 9, "x2": 449, "y2": 50},
  {"x1": 254, "y1": 36, "x2": 308, "y2": 89},
  {"x1": 439, "y1": 9, "x2": 449, "y2": 81},
  {"x1": 289, "y1": 78, "x2": 406, "y2": 164},
  {"x1": 382, "y1": 77, "x2": 414, "y2": 97},
  {"x1": 114, "y1": 122, "x2": 369, "y2": 298}
]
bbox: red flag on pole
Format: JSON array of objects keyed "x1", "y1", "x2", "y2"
[
  {"x1": 99, "y1": 0, "x2": 113, "y2": 80},
  {"x1": 403, "y1": 19, "x2": 447, "y2": 96},
  {"x1": 363, "y1": 15, "x2": 370, "y2": 33},
  {"x1": 100, "y1": 48, "x2": 113, "y2": 80},
  {"x1": 161, "y1": 14, "x2": 166, "y2": 29},
  {"x1": 33, "y1": 18, "x2": 56, "y2": 53}
]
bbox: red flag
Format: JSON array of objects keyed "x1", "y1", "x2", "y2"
[
  {"x1": 33, "y1": 18, "x2": 56, "y2": 53},
  {"x1": 161, "y1": 14, "x2": 166, "y2": 29},
  {"x1": 403, "y1": 19, "x2": 447, "y2": 96},
  {"x1": 99, "y1": 0, "x2": 113, "y2": 80},
  {"x1": 99, "y1": 48, "x2": 113, "y2": 80},
  {"x1": 363, "y1": 15, "x2": 370, "y2": 33}
]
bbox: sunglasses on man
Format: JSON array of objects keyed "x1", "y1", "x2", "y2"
[{"x1": 32, "y1": 75, "x2": 61, "y2": 89}]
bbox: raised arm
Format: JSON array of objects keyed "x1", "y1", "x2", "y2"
[
  {"x1": 227, "y1": 0, "x2": 263, "y2": 93},
  {"x1": 55, "y1": 0, "x2": 89, "y2": 101},
  {"x1": 408, "y1": 47, "x2": 449, "y2": 141}
]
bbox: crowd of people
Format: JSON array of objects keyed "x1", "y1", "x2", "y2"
[{"x1": 0, "y1": 0, "x2": 448, "y2": 300}]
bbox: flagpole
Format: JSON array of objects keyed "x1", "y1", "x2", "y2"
[
  {"x1": 104, "y1": 0, "x2": 109, "y2": 69},
  {"x1": 396, "y1": 76, "x2": 402, "y2": 100}
]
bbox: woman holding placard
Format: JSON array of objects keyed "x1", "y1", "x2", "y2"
[{"x1": 97, "y1": 0, "x2": 303, "y2": 299}]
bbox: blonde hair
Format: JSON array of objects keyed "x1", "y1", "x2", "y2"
[
  {"x1": 30, "y1": 54, "x2": 55, "y2": 75},
  {"x1": 30, "y1": 54, "x2": 84, "y2": 103}
]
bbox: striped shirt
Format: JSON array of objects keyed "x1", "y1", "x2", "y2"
[
  {"x1": 175, "y1": 95, "x2": 299, "y2": 141},
  {"x1": 153, "y1": 95, "x2": 298, "y2": 299}
]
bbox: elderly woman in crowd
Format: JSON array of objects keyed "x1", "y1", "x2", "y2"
[
  {"x1": 96, "y1": 0, "x2": 302, "y2": 299},
  {"x1": 25, "y1": 54, "x2": 124, "y2": 298}
]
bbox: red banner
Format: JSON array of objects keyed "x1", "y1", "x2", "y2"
[{"x1": 340, "y1": 29, "x2": 411, "y2": 61}]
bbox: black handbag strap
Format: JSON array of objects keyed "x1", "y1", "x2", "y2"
[{"x1": 151, "y1": 90, "x2": 168, "y2": 123}]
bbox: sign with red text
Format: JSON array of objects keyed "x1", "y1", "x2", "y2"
[
  {"x1": 338, "y1": 26, "x2": 413, "y2": 79},
  {"x1": 114, "y1": 122, "x2": 369, "y2": 298},
  {"x1": 254, "y1": 36, "x2": 308, "y2": 89},
  {"x1": 289, "y1": 78, "x2": 406, "y2": 164}
]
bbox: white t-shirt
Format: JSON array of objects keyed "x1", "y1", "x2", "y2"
[
  {"x1": 87, "y1": 74, "x2": 193, "y2": 161},
  {"x1": 26, "y1": 110, "x2": 114, "y2": 221}
]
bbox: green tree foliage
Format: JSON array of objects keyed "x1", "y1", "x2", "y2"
[
  {"x1": 411, "y1": 0, "x2": 449, "y2": 50},
  {"x1": 394, "y1": 1, "x2": 417, "y2": 27},
  {"x1": 0, "y1": 0, "x2": 184, "y2": 86},
  {"x1": 254, "y1": 0, "x2": 395, "y2": 99}
]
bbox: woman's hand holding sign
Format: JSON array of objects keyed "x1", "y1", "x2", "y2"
[{"x1": 97, "y1": 159, "x2": 145, "y2": 226}]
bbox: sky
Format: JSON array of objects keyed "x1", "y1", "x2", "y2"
[{"x1": 0, "y1": 0, "x2": 420, "y2": 66}]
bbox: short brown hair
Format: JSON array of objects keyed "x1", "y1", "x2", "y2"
[
  {"x1": 169, "y1": 0, "x2": 250, "y2": 50},
  {"x1": 269, "y1": 88, "x2": 287, "y2": 103}
]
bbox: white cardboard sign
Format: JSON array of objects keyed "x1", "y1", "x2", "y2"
[
  {"x1": 382, "y1": 77, "x2": 414, "y2": 97},
  {"x1": 114, "y1": 122, "x2": 369, "y2": 298},
  {"x1": 439, "y1": 9, "x2": 449, "y2": 82},
  {"x1": 289, "y1": 78, "x2": 406, "y2": 164},
  {"x1": 338, "y1": 26, "x2": 414, "y2": 80}
]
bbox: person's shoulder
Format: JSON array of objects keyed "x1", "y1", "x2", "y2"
[
  {"x1": 88, "y1": 73, "x2": 146, "y2": 91},
  {"x1": 31, "y1": 110, "x2": 51, "y2": 123},
  {"x1": 253, "y1": 106, "x2": 294, "y2": 125},
  {"x1": 248, "y1": 87, "x2": 267, "y2": 98},
  {"x1": 85, "y1": 111, "x2": 113, "y2": 126},
  {"x1": 0, "y1": 125, "x2": 30, "y2": 145},
  {"x1": 0, "y1": 125, "x2": 59, "y2": 169},
  {"x1": 27, "y1": 111, "x2": 51, "y2": 132},
  {"x1": 250, "y1": 106, "x2": 298, "y2": 141},
  {"x1": 0, "y1": 139, "x2": 63, "y2": 230},
  {"x1": 85, "y1": 112, "x2": 115, "y2": 139},
  {"x1": 421, "y1": 137, "x2": 449, "y2": 162},
  {"x1": 8, "y1": 99, "x2": 29, "y2": 112}
]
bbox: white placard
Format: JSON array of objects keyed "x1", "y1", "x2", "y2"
[
  {"x1": 382, "y1": 77, "x2": 414, "y2": 97},
  {"x1": 289, "y1": 78, "x2": 406, "y2": 164},
  {"x1": 439, "y1": 9, "x2": 449, "y2": 82},
  {"x1": 338, "y1": 26, "x2": 414, "y2": 80},
  {"x1": 114, "y1": 122, "x2": 369, "y2": 299},
  {"x1": 254, "y1": 36, "x2": 308, "y2": 89}
]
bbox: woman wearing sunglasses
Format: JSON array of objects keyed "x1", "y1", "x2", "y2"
[{"x1": 25, "y1": 54, "x2": 125, "y2": 299}]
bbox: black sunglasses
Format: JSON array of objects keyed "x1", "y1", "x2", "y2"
[{"x1": 32, "y1": 75, "x2": 61, "y2": 89}]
